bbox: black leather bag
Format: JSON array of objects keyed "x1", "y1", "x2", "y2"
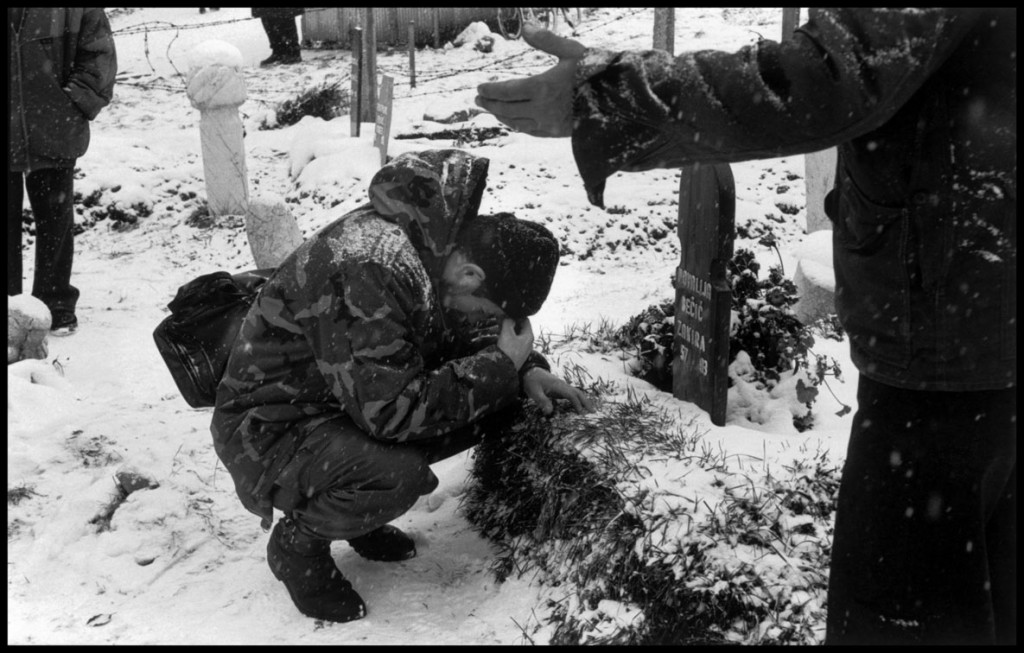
[{"x1": 153, "y1": 269, "x2": 273, "y2": 408}]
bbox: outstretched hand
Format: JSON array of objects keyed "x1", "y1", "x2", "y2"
[
  {"x1": 475, "y1": 22, "x2": 586, "y2": 137},
  {"x1": 522, "y1": 367, "x2": 595, "y2": 416}
]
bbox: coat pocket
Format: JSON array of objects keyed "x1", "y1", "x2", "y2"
[{"x1": 833, "y1": 174, "x2": 908, "y2": 254}]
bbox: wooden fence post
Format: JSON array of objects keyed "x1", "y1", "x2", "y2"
[
  {"x1": 672, "y1": 163, "x2": 735, "y2": 426},
  {"x1": 360, "y1": 8, "x2": 377, "y2": 123},
  {"x1": 781, "y1": 8, "x2": 800, "y2": 39},
  {"x1": 432, "y1": 7, "x2": 440, "y2": 48},
  {"x1": 350, "y1": 26, "x2": 362, "y2": 137},
  {"x1": 783, "y1": 8, "x2": 836, "y2": 234},
  {"x1": 388, "y1": 7, "x2": 400, "y2": 45},
  {"x1": 408, "y1": 21, "x2": 416, "y2": 88},
  {"x1": 653, "y1": 7, "x2": 675, "y2": 55}
]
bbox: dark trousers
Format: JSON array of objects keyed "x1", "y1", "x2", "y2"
[
  {"x1": 260, "y1": 16, "x2": 300, "y2": 57},
  {"x1": 826, "y1": 375, "x2": 1016, "y2": 645},
  {"x1": 270, "y1": 409, "x2": 512, "y2": 542},
  {"x1": 8, "y1": 168, "x2": 80, "y2": 315}
]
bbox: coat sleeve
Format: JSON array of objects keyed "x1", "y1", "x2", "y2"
[
  {"x1": 305, "y1": 259, "x2": 522, "y2": 444},
  {"x1": 571, "y1": 8, "x2": 980, "y2": 206},
  {"x1": 64, "y1": 8, "x2": 117, "y2": 120}
]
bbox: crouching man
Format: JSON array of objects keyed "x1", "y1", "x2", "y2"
[{"x1": 211, "y1": 149, "x2": 593, "y2": 622}]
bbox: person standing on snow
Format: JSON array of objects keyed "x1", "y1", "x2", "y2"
[
  {"x1": 8, "y1": 7, "x2": 118, "y2": 336},
  {"x1": 212, "y1": 149, "x2": 594, "y2": 623},
  {"x1": 253, "y1": 8, "x2": 303, "y2": 67},
  {"x1": 475, "y1": 9, "x2": 1016, "y2": 646}
]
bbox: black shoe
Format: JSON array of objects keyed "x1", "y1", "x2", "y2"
[
  {"x1": 267, "y1": 518, "x2": 366, "y2": 622},
  {"x1": 348, "y1": 525, "x2": 417, "y2": 562},
  {"x1": 260, "y1": 53, "x2": 301, "y2": 67},
  {"x1": 50, "y1": 311, "x2": 78, "y2": 337}
]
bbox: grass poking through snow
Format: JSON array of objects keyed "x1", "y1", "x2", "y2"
[{"x1": 461, "y1": 356, "x2": 840, "y2": 645}]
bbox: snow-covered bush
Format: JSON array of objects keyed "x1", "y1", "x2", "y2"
[
  {"x1": 463, "y1": 392, "x2": 840, "y2": 645},
  {"x1": 260, "y1": 82, "x2": 349, "y2": 130},
  {"x1": 614, "y1": 247, "x2": 848, "y2": 431}
]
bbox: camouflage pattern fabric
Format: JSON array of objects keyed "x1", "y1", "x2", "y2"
[{"x1": 211, "y1": 150, "x2": 548, "y2": 522}]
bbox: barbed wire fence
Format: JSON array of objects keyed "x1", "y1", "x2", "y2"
[{"x1": 112, "y1": 8, "x2": 649, "y2": 114}]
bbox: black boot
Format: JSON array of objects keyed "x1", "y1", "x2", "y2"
[
  {"x1": 347, "y1": 524, "x2": 417, "y2": 562},
  {"x1": 267, "y1": 517, "x2": 366, "y2": 622}
]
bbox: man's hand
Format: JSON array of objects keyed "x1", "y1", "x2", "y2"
[
  {"x1": 475, "y1": 22, "x2": 586, "y2": 137},
  {"x1": 522, "y1": 367, "x2": 595, "y2": 416},
  {"x1": 497, "y1": 317, "x2": 534, "y2": 370}
]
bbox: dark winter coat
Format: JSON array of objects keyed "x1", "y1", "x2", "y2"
[
  {"x1": 251, "y1": 8, "x2": 304, "y2": 20},
  {"x1": 572, "y1": 8, "x2": 1015, "y2": 392},
  {"x1": 8, "y1": 8, "x2": 117, "y2": 172},
  {"x1": 211, "y1": 150, "x2": 548, "y2": 522}
]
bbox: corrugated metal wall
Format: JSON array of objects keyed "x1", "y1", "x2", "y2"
[{"x1": 301, "y1": 8, "x2": 498, "y2": 48}]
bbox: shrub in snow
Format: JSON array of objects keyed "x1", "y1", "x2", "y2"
[
  {"x1": 614, "y1": 247, "x2": 848, "y2": 431},
  {"x1": 463, "y1": 396, "x2": 839, "y2": 645},
  {"x1": 262, "y1": 83, "x2": 349, "y2": 130}
]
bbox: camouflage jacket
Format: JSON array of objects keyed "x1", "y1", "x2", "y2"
[
  {"x1": 211, "y1": 150, "x2": 548, "y2": 522},
  {"x1": 572, "y1": 8, "x2": 1015, "y2": 391}
]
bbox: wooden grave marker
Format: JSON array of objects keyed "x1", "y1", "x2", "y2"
[
  {"x1": 672, "y1": 163, "x2": 735, "y2": 426},
  {"x1": 373, "y1": 75, "x2": 395, "y2": 166}
]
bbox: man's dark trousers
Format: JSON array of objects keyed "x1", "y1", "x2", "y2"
[
  {"x1": 261, "y1": 16, "x2": 300, "y2": 58},
  {"x1": 826, "y1": 375, "x2": 1016, "y2": 645},
  {"x1": 8, "y1": 168, "x2": 80, "y2": 316}
]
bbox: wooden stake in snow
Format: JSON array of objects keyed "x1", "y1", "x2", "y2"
[
  {"x1": 781, "y1": 8, "x2": 800, "y2": 38},
  {"x1": 672, "y1": 163, "x2": 735, "y2": 427},
  {"x1": 409, "y1": 21, "x2": 416, "y2": 88},
  {"x1": 653, "y1": 8, "x2": 675, "y2": 55},
  {"x1": 359, "y1": 8, "x2": 378, "y2": 123},
  {"x1": 185, "y1": 42, "x2": 249, "y2": 218},
  {"x1": 351, "y1": 26, "x2": 363, "y2": 137},
  {"x1": 374, "y1": 75, "x2": 395, "y2": 167}
]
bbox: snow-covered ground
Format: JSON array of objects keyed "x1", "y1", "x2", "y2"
[{"x1": 8, "y1": 8, "x2": 856, "y2": 644}]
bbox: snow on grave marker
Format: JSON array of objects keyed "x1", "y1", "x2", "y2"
[
  {"x1": 185, "y1": 40, "x2": 249, "y2": 217},
  {"x1": 672, "y1": 163, "x2": 735, "y2": 426},
  {"x1": 374, "y1": 75, "x2": 395, "y2": 167}
]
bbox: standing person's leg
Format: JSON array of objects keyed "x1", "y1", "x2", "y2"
[
  {"x1": 280, "y1": 14, "x2": 301, "y2": 59},
  {"x1": 8, "y1": 172, "x2": 26, "y2": 296},
  {"x1": 260, "y1": 16, "x2": 284, "y2": 60},
  {"x1": 826, "y1": 376, "x2": 1016, "y2": 645},
  {"x1": 988, "y1": 466, "x2": 1016, "y2": 644},
  {"x1": 24, "y1": 167, "x2": 79, "y2": 329}
]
